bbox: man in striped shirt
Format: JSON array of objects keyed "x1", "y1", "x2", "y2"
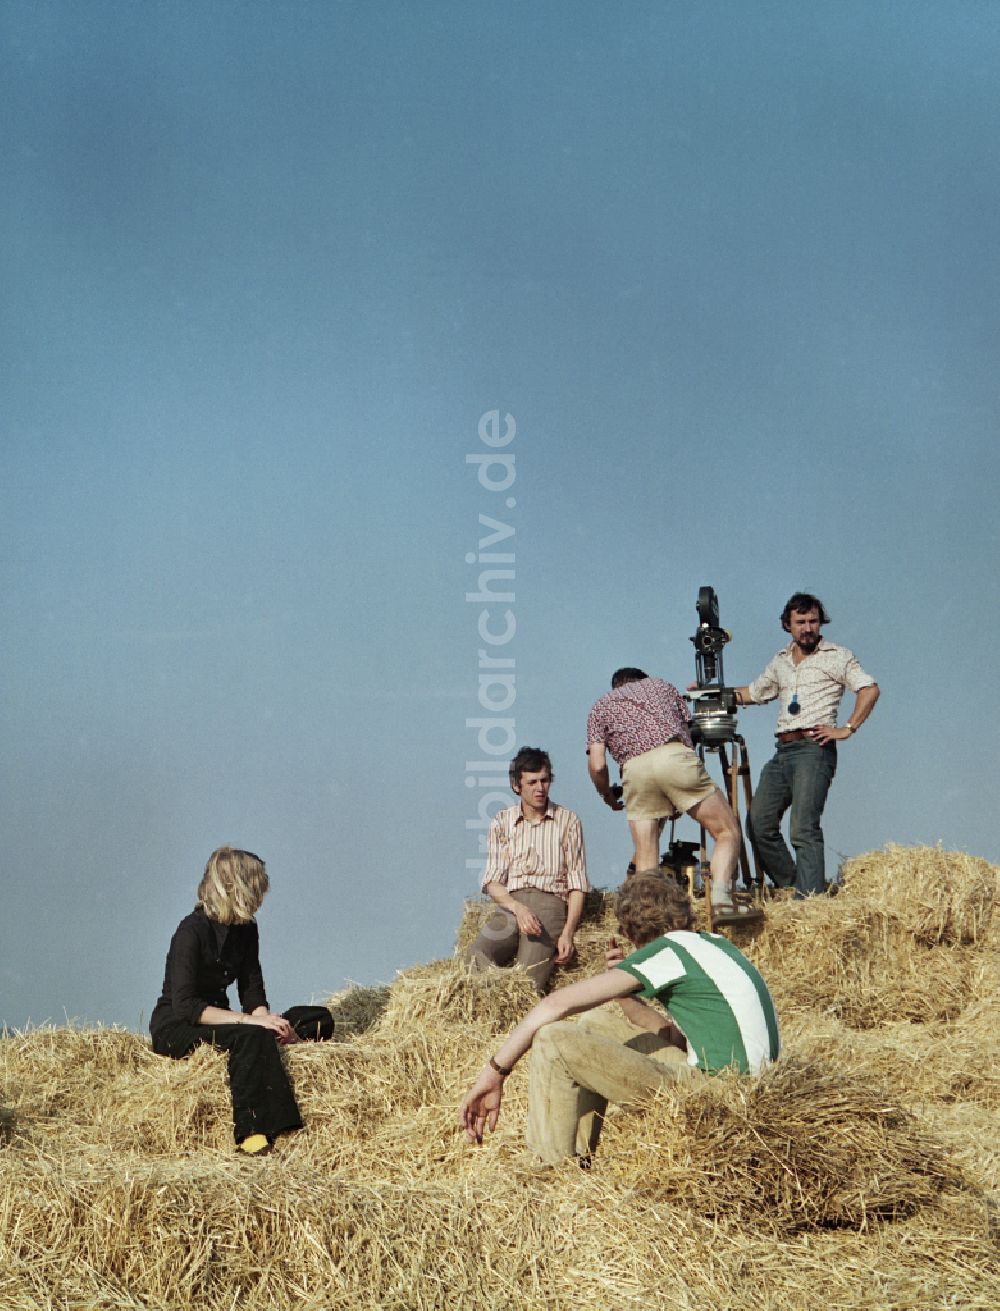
[
  {"x1": 461, "y1": 872, "x2": 779, "y2": 1165},
  {"x1": 465, "y1": 746, "x2": 590, "y2": 994}
]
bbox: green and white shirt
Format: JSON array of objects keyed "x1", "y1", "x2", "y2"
[{"x1": 616, "y1": 930, "x2": 780, "y2": 1075}]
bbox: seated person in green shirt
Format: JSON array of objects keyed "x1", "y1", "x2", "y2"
[{"x1": 460, "y1": 872, "x2": 779, "y2": 1165}]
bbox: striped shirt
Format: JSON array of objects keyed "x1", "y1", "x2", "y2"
[
  {"x1": 587, "y1": 676, "x2": 694, "y2": 767},
  {"x1": 747, "y1": 639, "x2": 876, "y2": 735},
  {"x1": 481, "y1": 802, "x2": 590, "y2": 901},
  {"x1": 616, "y1": 930, "x2": 780, "y2": 1074}
]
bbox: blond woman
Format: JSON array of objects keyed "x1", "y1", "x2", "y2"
[{"x1": 150, "y1": 847, "x2": 321, "y2": 1155}]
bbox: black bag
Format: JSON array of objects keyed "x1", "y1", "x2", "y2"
[{"x1": 283, "y1": 1004, "x2": 335, "y2": 1042}]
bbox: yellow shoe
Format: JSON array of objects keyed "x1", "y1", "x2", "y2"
[{"x1": 237, "y1": 1133, "x2": 271, "y2": 1156}]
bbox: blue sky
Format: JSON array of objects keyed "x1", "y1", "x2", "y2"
[{"x1": 2, "y1": 1, "x2": 997, "y2": 1030}]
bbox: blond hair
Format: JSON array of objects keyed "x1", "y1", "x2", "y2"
[
  {"x1": 197, "y1": 847, "x2": 269, "y2": 924},
  {"x1": 616, "y1": 871, "x2": 694, "y2": 946}
]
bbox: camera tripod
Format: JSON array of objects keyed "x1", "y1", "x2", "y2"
[{"x1": 678, "y1": 587, "x2": 765, "y2": 929}]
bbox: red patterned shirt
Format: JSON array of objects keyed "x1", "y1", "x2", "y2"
[{"x1": 587, "y1": 676, "x2": 693, "y2": 767}]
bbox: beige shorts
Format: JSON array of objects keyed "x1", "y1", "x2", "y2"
[{"x1": 622, "y1": 742, "x2": 716, "y2": 820}]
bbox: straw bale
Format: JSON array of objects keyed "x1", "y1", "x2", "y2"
[
  {"x1": 376, "y1": 958, "x2": 540, "y2": 1037},
  {"x1": 0, "y1": 1145, "x2": 747, "y2": 1311},
  {"x1": 841, "y1": 844, "x2": 998, "y2": 944},
  {"x1": 0, "y1": 1025, "x2": 153, "y2": 1122},
  {"x1": 781, "y1": 1011, "x2": 1000, "y2": 1130},
  {"x1": 742, "y1": 895, "x2": 973, "y2": 1027},
  {"x1": 699, "y1": 1201, "x2": 1000, "y2": 1311},
  {"x1": 921, "y1": 1101, "x2": 1000, "y2": 1192},
  {"x1": 326, "y1": 981, "x2": 392, "y2": 1036},
  {"x1": 596, "y1": 1053, "x2": 962, "y2": 1235}
]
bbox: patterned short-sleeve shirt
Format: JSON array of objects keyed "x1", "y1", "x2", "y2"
[
  {"x1": 747, "y1": 639, "x2": 876, "y2": 734},
  {"x1": 587, "y1": 676, "x2": 693, "y2": 767}
]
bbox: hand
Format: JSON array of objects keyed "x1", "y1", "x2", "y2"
[
  {"x1": 247, "y1": 1011, "x2": 296, "y2": 1044},
  {"x1": 512, "y1": 904, "x2": 543, "y2": 937},
  {"x1": 808, "y1": 723, "x2": 845, "y2": 746},
  {"x1": 605, "y1": 785, "x2": 625, "y2": 811},
  {"x1": 460, "y1": 1067, "x2": 504, "y2": 1144},
  {"x1": 662, "y1": 1020, "x2": 687, "y2": 1050},
  {"x1": 605, "y1": 935, "x2": 625, "y2": 968},
  {"x1": 554, "y1": 929, "x2": 576, "y2": 965}
]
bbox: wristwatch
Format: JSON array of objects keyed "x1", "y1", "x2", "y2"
[{"x1": 845, "y1": 722, "x2": 856, "y2": 734}]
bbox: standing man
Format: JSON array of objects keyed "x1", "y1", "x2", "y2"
[
  {"x1": 465, "y1": 746, "x2": 589, "y2": 994},
  {"x1": 587, "y1": 669, "x2": 747, "y2": 920},
  {"x1": 735, "y1": 592, "x2": 879, "y2": 898}
]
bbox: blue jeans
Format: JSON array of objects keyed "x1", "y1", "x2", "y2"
[{"x1": 749, "y1": 741, "x2": 837, "y2": 897}]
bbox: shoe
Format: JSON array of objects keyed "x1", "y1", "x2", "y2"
[
  {"x1": 237, "y1": 1133, "x2": 271, "y2": 1157},
  {"x1": 710, "y1": 895, "x2": 764, "y2": 926}
]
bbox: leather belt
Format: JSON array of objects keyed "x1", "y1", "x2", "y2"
[{"x1": 776, "y1": 729, "x2": 813, "y2": 743}]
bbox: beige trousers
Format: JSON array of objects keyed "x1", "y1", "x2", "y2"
[
  {"x1": 524, "y1": 1003, "x2": 698, "y2": 1164},
  {"x1": 465, "y1": 888, "x2": 567, "y2": 994}
]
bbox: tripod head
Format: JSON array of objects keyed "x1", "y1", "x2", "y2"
[{"x1": 688, "y1": 586, "x2": 739, "y2": 747}]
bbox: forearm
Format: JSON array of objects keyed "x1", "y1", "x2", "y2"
[
  {"x1": 461, "y1": 971, "x2": 639, "y2": 1142},
  {"x1": 814, "y1": 683, "x2": 880, "y2": 745},
  {"x1": 491, "y1": 994, "x2": 566, "y2": 1072},
  {"x1": 847, "y1": 684, "x2": 879, "y2": 729},
  {"x1": 588, "y1": 759, "x2": 615, "y2": 799},
  {"x1": 616, "y1": 995, "x2": 661, "y2": 1031},
  {"x1": 491, "y1": 971, "x2": 638, "y2": 1073},
  {"x1": 483, "y1": 881, "x2": 517, "y2": 912},
  {"x1": 197, "y1": 1004, "x2": 249, "y2": 1026},
  {"x1": 562, "y1": 889, "x2": 585, "y2": 938},
  {"x1": 616, "y1": 996, "x2": 681, "y2": 1045}
]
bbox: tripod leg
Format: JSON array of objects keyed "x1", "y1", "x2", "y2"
[
  {"x1": 698, "y1": 744, "x2": 713, "y2": 931},
  {"x1": 737, "y1": 737, "x2": 763, "y2": 899},
  {"x1": 725, "y1": 743, "x2": 754, "y2": 897}
]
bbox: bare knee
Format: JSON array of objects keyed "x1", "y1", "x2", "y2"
[{"x1": 690, "y1": 791, "x2": 739, "y2": 841}]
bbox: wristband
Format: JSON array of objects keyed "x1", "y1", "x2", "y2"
[{"x1": 489, "y1": 1056, "x2": 512, "y2": 1077}]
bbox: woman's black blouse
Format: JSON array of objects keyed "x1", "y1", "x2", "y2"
[{"x1": 150, "y1": 906, "x2": 268, "y2": 1030}]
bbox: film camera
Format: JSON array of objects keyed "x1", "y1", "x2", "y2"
[{"x1": 688, "y1": 586, "x2": 739, "y2": 747}]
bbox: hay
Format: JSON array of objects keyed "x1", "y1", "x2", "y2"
[
  {"x1": 600, "y1": 1055, "x2": 959, "y2": 1233},
  {"x1": 377, "y1": 958, "x2": 540, "y2": 1036},
  {"x1": 840, "y1": 843, "x2": 997, "y2": 944},
  {"x1": 1, "y1": 845, "x2": 998, "y2": 1309},
  {"x1": 745, "y1": 897, "x2": 976, "y2": 1027},
  {"x1": 326, "y1": 982, "x2": 392, "y2": 1037}
]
